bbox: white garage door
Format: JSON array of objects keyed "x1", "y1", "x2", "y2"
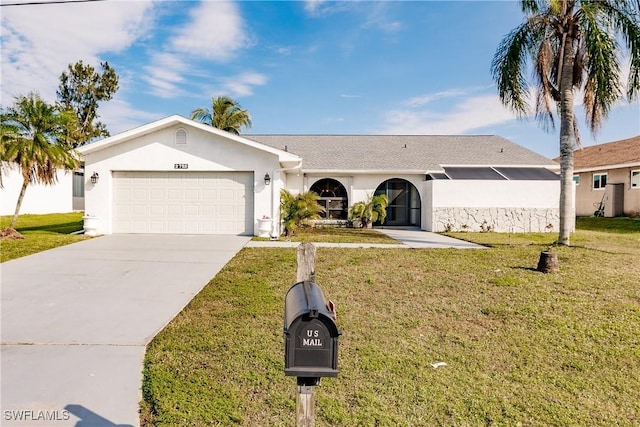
[{"x1": 112, "y1": 171, "x2": 254, "y2": 235}]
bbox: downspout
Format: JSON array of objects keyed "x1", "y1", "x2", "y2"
[{"x1": 270, "y1": 162, "x2": 302, "y2": 238}]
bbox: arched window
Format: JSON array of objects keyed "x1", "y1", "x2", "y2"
[
  {"x1": 175, "y1": 128, "x2": 188, "y2": 146},
  {"x1": 310, "y1": 178, "x2": 348, "y2": 219}
]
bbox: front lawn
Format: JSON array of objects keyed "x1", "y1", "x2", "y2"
[
  {"x1": 141, "y1": 225, "x2": 640, "y2": 425},
  {"x1": 0, "y1": 212, "x2": 88, "y2": 262}
]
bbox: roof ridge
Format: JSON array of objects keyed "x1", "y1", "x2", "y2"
[{"x1": 246, "y1": 134, "x2": 498, "y2": 137}]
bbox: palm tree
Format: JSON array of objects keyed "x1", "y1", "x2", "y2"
[
  {"x1": 491, "y1": 0, "x2": 640, "y2": 246},
  {"x1": 190, "y1": 95, "x2": 252, "y2": 135},
  {"x1": 1, "y1": 93, "x2": 80, "y2": 229}
]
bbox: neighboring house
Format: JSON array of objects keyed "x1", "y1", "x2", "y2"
[
  {"x1": 77, "y1": 115, "x2": 561, "y2": 236},
  {"x1": 0, "y1": 164, "x2": 83, "y2": 216},
  {"x1": 568, "y1": 135, "x2": 640, "y2": 217}
]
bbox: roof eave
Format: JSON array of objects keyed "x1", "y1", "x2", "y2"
[{"x1": 574, "y1": 161, "x2": 640, "y2": 173}]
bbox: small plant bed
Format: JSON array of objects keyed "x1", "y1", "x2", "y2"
[
  {"x1": 253, "y1": 226, "x2": 399, "y2": 244},
  {"x1": 141, "y1": 229, "x2": 640, "y2": 426},
  {"x1": 0, "y1": 212, "x2": 88, "y2": 262}
]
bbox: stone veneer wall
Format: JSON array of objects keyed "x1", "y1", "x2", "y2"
[{"x1": 432, "y1": 207, "x2": 559, "y2": 233}]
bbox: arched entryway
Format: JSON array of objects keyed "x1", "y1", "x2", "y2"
[
  {"x1": 375, "y1": 179, "x2": 421, "y2": 226},
  {"x1": 310, "y1": 178, "x2": 348, "y2": 219}
]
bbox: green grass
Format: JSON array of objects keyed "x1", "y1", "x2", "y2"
[
  {"x1": 1, "y1": 212, "x2": 88, "y2": 262},
  {"x1": 576, "y1": 216, "x2": 640, "y2": 233},
  {"x1": 141, "y1": 222, "x2": 640, "y2": 426}
]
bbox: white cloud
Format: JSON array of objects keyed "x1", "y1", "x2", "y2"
[
  {"x1": 98, "y1": 97, "x2": 160, "y2": 136},
  {"x1": 303, "y1": 0, "x2": 354, "y2": 17},
  {"x1": 144, "y1": 1, "x2": 254, "y2": 98},
  {"x1": 407, "y1": 89, "x2": 473, "y2": 107},
  {"x1": 275, "y1": 46, "x2": 293, "y2": 55},
  {"x1": 221, "y1": 72, "x2": 267, "y2": 97},
  {"x1": 143, "y1": 53, "x2": 188, "y2": 98},
  {"x1": 304, "y1": 0, "x2": 328, "y2": 16},
  {"x1": 381, "y1": 93, "x2": 517, "y2": 135},
  {"x1": 1, "y1": 0, "x2": 154, "y2": 103},
  {"x1": 361, "y1": 2, "x2": 402, "y2": 34},
  {"x1": 169, "y1": 1, "x2": 251, "y2": 61}
]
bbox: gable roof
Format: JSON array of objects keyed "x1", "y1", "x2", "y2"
[
  {"x1": 77, "y1": 115, "x2": 301, "y2": 165},
  {"x1": 246, "y1": 134, "x2": 557, "y2": 173},
  {"x1": 569, "y1": 135, "x2": 640, "y2": 171}
]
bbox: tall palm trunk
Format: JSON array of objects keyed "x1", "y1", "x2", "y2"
[
  {"x1": 558, "y1": 32, "x2": 576, "y2": 246},
  {"x1": 10, "y1": 178, "x2": 29, "y2": 229}
]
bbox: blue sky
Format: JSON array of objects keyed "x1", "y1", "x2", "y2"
[{"x1": 2, "y1": 0, "x2": 638, "y2": 158}]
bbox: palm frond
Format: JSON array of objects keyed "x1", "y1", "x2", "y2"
[
  {"x1": 491, "y1": 21, "x2": 536, "y2": 115},
  {"x1": 580, "y1": 5, "x2": 623, "y2": 132},
  {"x1": 592, "y1": 0, "x2": 640, "y2": 100},
  {"x1": 190, "y1": 107, "x2": 213, "y2": 126}
]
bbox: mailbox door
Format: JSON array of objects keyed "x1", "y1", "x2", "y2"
[
  {"x1": 294, "y1": 318, "x2": 332, "y2": 367},
  {"x1": 285, "y1": 316, "x2": 338, "y2": 377}
]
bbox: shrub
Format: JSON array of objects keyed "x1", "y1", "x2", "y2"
[
  {"x1": 279, "y1": 189, "x2": 324, "y2": 236},
  {"x1": 349, "y1": 194, "x2": 389, "y2": 228}
]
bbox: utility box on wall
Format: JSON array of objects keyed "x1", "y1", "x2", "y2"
[{"x1": 604, "y1": 183, "x2": 624, "y2": 217}]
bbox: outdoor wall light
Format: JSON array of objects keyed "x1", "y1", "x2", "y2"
[
  {"x1": 264, "y1": 173, "x2": 271, "y2": 186},
  {"x1": 90, "y1": 172, "x2": 99, "y2": 184}
]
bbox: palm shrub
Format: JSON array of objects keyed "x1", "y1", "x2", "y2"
[
  {"x1": 279, "y1": 189, "x2": 325, "y2": 236},
  {"x1": 349, "y1": 194, "x2": 389, "y2": 228}
]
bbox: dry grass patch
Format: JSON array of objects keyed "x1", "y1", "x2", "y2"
[{"x1": 253, "y1": 226, "x2": 398, "y2": 244}]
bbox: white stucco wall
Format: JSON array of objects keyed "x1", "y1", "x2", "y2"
[
  {"x1": 82, "y1": 125, "x2": 281, "y2": 235},
  {"x1": 425, "y1": 180, "x2": 561, "y2": 232},
  {"x1": 0, "y1": 166, "x2": 74, "y2": 216}
]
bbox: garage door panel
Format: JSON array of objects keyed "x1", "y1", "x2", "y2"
[
  {"x1": 184, "y1": 205, "x2": 199, "y2": 216},
  {"x1": 167, "y1": 204, "x2": 181, "y2": 216},
  {"x1": 149, "y1": 205, "x2": 165, "y2": 216},
  {"x1": 132, "y1": 205, "x2": 148, "y2": 216},
  {"x1": 184, "y1": 189, "x2": 199, "y2": 201},
  {"x1": 149, "y1": 189, "x2": 165, "y2": 200},
  {"x1": 167, "y1": 189, "x2": 181, "y2": 200},
  {"x1": 202, "y1": 189, "x2": 217, "y2": 200},
  {"x1": 113, "y1": 171, "x2": 254, "y2": 234},
  {"x1": 132, "y1": 189, "x2": 148, "y2": 200}
]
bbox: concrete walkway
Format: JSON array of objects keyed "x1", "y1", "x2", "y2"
[
  {"x1": 377, "y1": 227, "x2": 484, "y2": 249},
  {"x1": 1, "y1": 234, "x2": 250, "y2": 427}
]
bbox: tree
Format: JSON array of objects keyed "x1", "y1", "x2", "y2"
[
  {"x1": 0, "y1": 93, "x2": 80, "y2": 230},
  {"x1": 57, "y1": 60, "x2": 119, "y2": 146},
  {"x1": 280, "y1": 189, "x2": 325, "y2": 236},
  {"x1": 349, "y1": 194, "x2": 389, "y2": 228},
  {"x1": 491, "y1": 0, "x2": 640, "y2": 246},
  {"x1": 191, "y1": 95, "x2": 252, "y2": 135}
]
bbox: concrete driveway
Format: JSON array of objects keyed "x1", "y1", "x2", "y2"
[{"x1": 1, "y1": 234, "x2": 250, "y2": 427}]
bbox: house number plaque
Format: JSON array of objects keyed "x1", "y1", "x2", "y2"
[{"x1": 174, "y1": 163, "x2": 188, "y2": 169}]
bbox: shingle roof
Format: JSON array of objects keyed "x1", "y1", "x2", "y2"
[
  {"x1": 570, "y1": 135, "x2": 640, "y2": 170},
  {"x1": 246, "y1": 134, "x2": 557, "y2": 172}
]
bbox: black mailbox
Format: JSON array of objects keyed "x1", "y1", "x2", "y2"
[{"x1": 284, "y1": 281, "x2": 340, "y2": 379}]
